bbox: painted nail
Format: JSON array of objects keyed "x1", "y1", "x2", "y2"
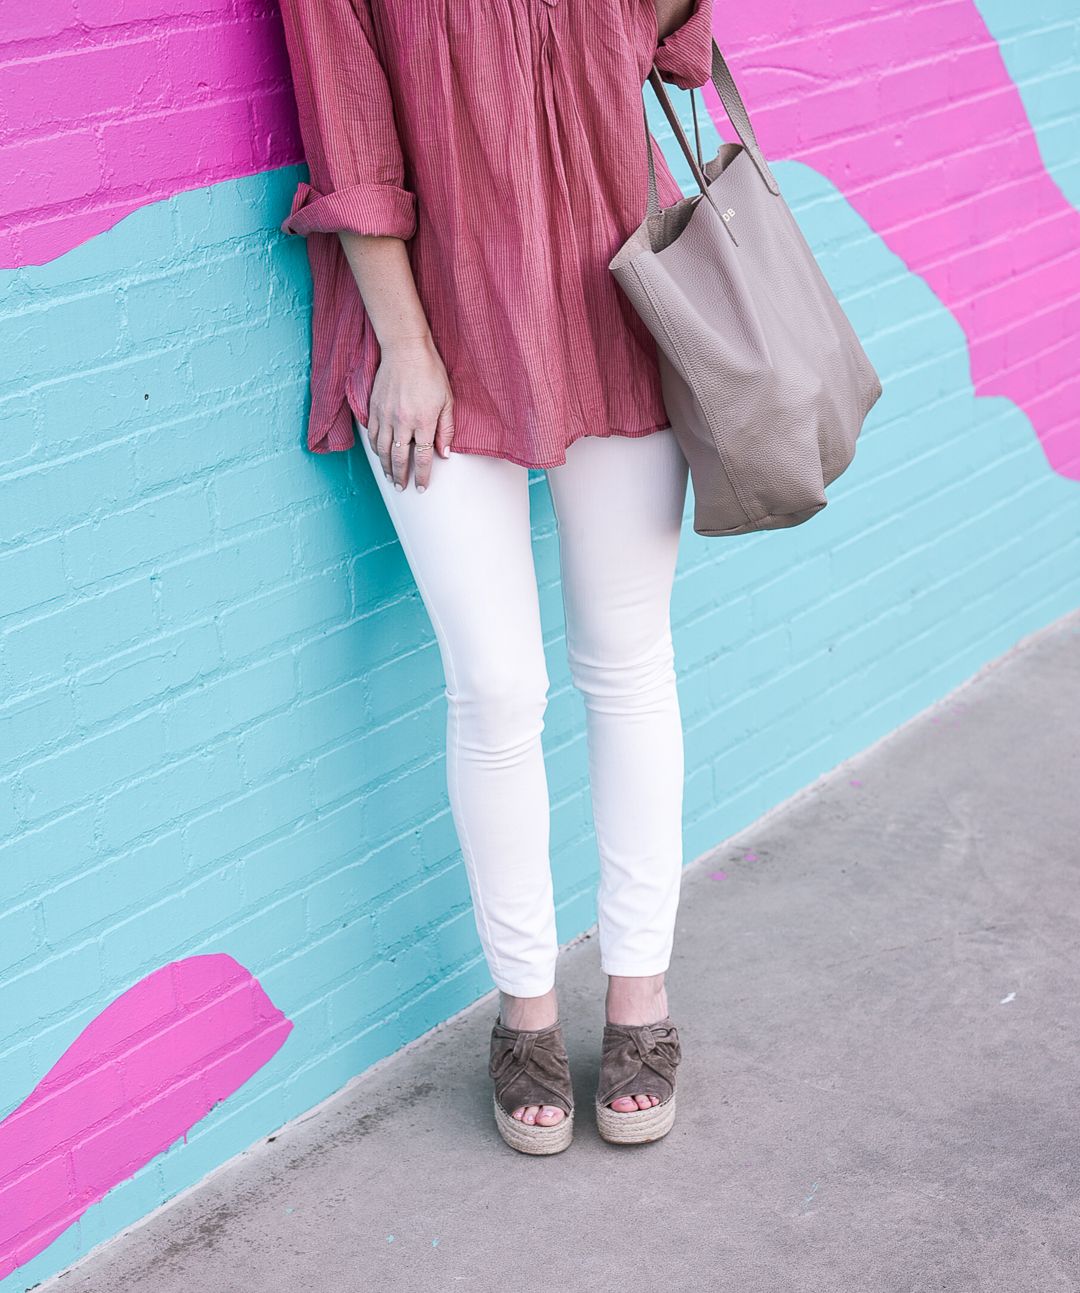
[
  {"x1": 416, "y1": 485, "x2": 426, "y2": 494},
  {"x1": 394, "y1": 483, "x2": 404, "y2": 492}
]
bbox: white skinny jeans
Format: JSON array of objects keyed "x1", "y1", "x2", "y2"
[{"x1": 363, "y1": 429, "x2": 688, "y2": 997}]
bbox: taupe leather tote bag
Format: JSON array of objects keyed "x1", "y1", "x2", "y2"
[{"x1": 611, "y1": 42, "x2": 882, "y2": 536}]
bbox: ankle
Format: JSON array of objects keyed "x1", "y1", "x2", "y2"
[
  {"x1": 500, "y1": 987, "x2": 558, "y2": 1032},
  {"x1": 605, "y1": 974, "x2": 668, "y2": 1027}
]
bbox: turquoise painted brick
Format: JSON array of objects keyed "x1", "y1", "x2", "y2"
[
  {"x1": 0, "y1": 684, "x2": 75, "y2": 774},
  {"x1": 156, "y1": 528, "x2": 296, "y2": 626},
  {"x1": 164, "y1": 656, "x2": 297, "y2": 756},
  {"x1": 0, "y1": 902, "x2": 39, "y2": 976},
  {"x1": 216, "y1": 575, "x2": 351, "y2": 662},
  {"x1": 373, "y1": 865, "x2": 471, "y2": 954},
  {"x1": 240, "y1": 681, "x2": 366, "y2": 783},
  {"x1": 0, "y1": 536, "x2": 67, "y2": 618},
  {"x1": 182, "y1": 771, "x2": 311, "y2": 870},
  {"x1": 3, "y1": 290, "x2": 121, "y2": 384},
  {"x1": 390, "y1": 956, "x2": 493, "y2": 1041},
  {"x1": 296, "y1": 622, "x2": 371, "y2": 697},
  {"x1": 41, "y1": 833, "x2": 184, "y2": 945},
  {"x1": 35, "y1": 360, "x2": 194, "y2": 466},
  {"x1": 97, "y1": 868, "x2": 245, "y2": 982},
  {"x1": 203, "y1": 894, "x2": 308, "y2": 982},
  {"x1": 365, "y1": 644, "x2": 444, "y2": 725},
  {"x1": 361, "y1": 759, "x2": 449, "y2": 845},
  {"x1": 2, "y1": 942, "x2": 102, "y2": 1042},
  {"x1": 77, "y1": 625, "x2": 220, "y2": 728},
  {"x1": 95, "y1": 746, "x2": 243, "y2": 853},
  {"x1": 62, "y1": 486, "x2": 214, "y2": 589},
  {"x1": 0, "y1": 397, "x2": 40, "y2": 473},
  {"x1": 418, "y1": 810, "x2": 460, "y2": 869},
  {"x1": 0, "y1": 1041, "x2": 36, "y2": 1122},
  {"x1": 352, "y1": 542, "x2": 416, "y2": 613},
  {"x1": 2, "y1": 578, "x2": 156, "y2": 691},
  {"x1": 131, "y1": 399, "x2": 272, "y2": 494},
  {"x1": 124, "y1": 253, "x2": 255, "y2": 345},
  {"x1": 0, "y1": 806, "x2": 98, "y2": 905},
  {"x1": 294, "y1": 503, "x2": 370, "y2": 574},
  {"x1": 307, "y1": 736, "x2": 376, "y2": 813},
  {"x1": 2, "y1": 440, "x2": 138, "y2": 545},
  {"x1": 212, "y1": 451, "x2": 332, "y2": 531},
  {"x1": 300, "y1": 854, "x2": 400, "y2": 933},
  {"x1": 21, "y1": 711, "x2": 166, "y2": 822},
  {"x1": 186, "y1": 311, "x2": 306, "y2": 396}
]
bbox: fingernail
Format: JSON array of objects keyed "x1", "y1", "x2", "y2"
[
  {"x1": 441, "y1": 447, "x2": 450, "y2": 458},
  {"x1": 394, "y1": 483, "x2": 404, "y2": 492},
  {"x1": 416, "y1": 485, "x2": 425, "y2": 494}
]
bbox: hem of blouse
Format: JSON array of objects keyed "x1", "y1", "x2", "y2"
[{"x1": 447, "y1": 422, "x2": 672, "y2": 471}]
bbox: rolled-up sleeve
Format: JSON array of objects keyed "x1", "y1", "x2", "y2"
[
  {"x1": 278, "y1": 0, "x2": 417, "y2": 240},
  {"x1": 654, "y1": 0, "x2": 713, "y2": 90}
]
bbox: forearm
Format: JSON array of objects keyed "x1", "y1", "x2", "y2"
[
  {"x1": 654, "y1": 0, "x2": 695, "y2": 40},
  {"x1": 337, "y1": 231, "x2": 432, "y2": 356}
]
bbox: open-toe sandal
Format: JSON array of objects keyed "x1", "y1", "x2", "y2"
[
  {"x1": 488, "y1": 1019, "x2": 575, "y2": 1155},
  {"x1": 595, "y1": 1018, "x2": 681, "y2": 1145}
]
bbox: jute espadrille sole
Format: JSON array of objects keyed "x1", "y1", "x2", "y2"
[
  {"x1": 595, "y1": 1093, "x2": 676, "y2": 1145},
  {"x1": 493, "y1": 1097, "x2": 574, "y2": 1155}
]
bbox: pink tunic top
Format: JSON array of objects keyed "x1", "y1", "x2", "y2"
[{"x1": 279, "y1": 0, "x2": 714, "y2": 467}]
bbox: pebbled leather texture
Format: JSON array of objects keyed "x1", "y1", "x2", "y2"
[{"x1": 611, "y1": 43, "x2": 882, "y2": 537}]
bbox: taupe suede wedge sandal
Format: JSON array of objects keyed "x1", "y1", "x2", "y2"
[
  {"x1": 488, "y1": 1019, "x2": 575, "y2": 1155},
  {"x1": 595, "y1": 1018, "x2": 681, "y2": 1145}
]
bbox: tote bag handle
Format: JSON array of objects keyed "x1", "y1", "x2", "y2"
[{"x1": 645, "y1": 38, "x2": 781, "y2": 211}]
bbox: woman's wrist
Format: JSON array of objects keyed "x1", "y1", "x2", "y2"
[{"x1": 378, "y1": 332, "x2": 437, "y2": 360}]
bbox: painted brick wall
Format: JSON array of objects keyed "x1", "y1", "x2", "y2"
[
  {"x1": 0, "y1": 0, "x2": 302, "y2": 268},
  {"x1": 2, "y1": 1, "x2": 1080, "y2": 1288}
]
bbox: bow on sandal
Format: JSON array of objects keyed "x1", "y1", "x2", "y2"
[
  {"x1": 488, "y1": 1020, "x2": 575, "y2": 1155},
  {"x1": 595, "y1": 1019, "x2": 681, "y2": 1144}
]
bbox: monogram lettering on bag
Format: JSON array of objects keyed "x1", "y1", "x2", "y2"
[{"x1": 722, "y1": 208, "x2": 735, "y2": 222}]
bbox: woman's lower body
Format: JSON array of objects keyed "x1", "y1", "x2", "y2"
[{"x1": 361, "y1": 427, "x2": 688, "y2": 1147}]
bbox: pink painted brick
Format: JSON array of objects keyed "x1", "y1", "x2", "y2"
[
  {"x1": 0, "y1": 132, "x2": 101, "y2": 213},
  {"x1": 174, "y1": 953, "x2": 250, "y2": 1006},
  {"x1": 0, "y1": 1154, "x2": 72, "y2": 1242},
  {"x1": 101, "y1": 99, "x2": 255, "y2": 191},
  {"x1": 0, "y1": 0, "x2": 78, "y2": 44},
  {"x1": 0, "y1": 42, "x2": 166, "y2": 134},
  {"x1": 0, "y1": 1064, "x2": 126, "y2": 1177},
  {"x1": 118, "y1": 989, "x2": 259, "y2": 1104},
  {"x1": 73, "y1": 0, "x2": 233, "y2": 25},
  {"x1": 199, "y1": 1019, "x2": 293, "y2": 1102},
  {"x1": 947, "y1": 41, "x2": 1011, "y2": 101},
  {"x1": 69, "y1": 1074, "x2": 209, "y2": 1195},
  {"x1": 878, "y1": 57, "x2": 953, "y2": 121}
]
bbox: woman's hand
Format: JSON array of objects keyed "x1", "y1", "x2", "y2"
[
  {"x1": 367, "y1": 336, "x2": 455, "y2": 493},
  {"x1": 336, "y1": 231, "x2": 454, "y2": 493}
]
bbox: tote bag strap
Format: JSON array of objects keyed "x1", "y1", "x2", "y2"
[{"x1": 646, "y1": 38, "x2": 781, "y2": 202}]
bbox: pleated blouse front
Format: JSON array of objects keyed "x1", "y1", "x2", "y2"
[{"x1": 279, "y1": 0, "x2": 714, "y2": 467}]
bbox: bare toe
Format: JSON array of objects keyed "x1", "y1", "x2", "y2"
[
  {"x1": 609, "y1": 1096, "x2": 639, "y2": 1113},
  {"x1": 536, "y1": 1106, "x2": 564, "y2": 1126}
]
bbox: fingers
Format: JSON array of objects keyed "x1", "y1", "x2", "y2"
[
  {"x1": 434, "y1": 399, "x2": 455, "y2": 461},
  {"x1": 389, "y1": 432, "x2": 412, "y2": 491},
  {"x1": 412, "y1": 432, "x2": 436, "y2": 493}
]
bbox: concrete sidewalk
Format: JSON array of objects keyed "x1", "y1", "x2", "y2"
[{"x1": 45, "y1": 613, "x2": 1080, "y2": 1293}]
